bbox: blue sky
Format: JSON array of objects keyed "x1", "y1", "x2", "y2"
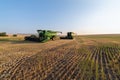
[{"x1": 0, "y1": 0, "x2": 120, "y2": 34}]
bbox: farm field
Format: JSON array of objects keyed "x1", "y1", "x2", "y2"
[{"x1": 0, "y1": 34, "x2": 120, "y2": 80}]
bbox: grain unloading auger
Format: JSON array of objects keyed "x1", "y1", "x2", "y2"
[{"x1": 25, "y1": 30, "x2": 62, "y2": 42}]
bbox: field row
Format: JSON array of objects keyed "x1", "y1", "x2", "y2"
[{"x1": 0, "y1": 40, "x2": 120, "y2": 80}]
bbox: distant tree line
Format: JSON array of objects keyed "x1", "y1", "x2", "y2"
[
  {"x1": 0, "y1": 32, "x2": 18, "y2": 37},
  {"x1": 0, "y1": 32, "x2": 8, "y2": 36},
  {"x1": 13, "y1": 34, "x2": 17, "y2": 37}
]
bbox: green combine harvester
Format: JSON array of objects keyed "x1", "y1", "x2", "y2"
[{"x1": 25, "y1": 30, "x2": 62, "y2": 42}]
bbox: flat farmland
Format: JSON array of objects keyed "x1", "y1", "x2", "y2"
[{"x1": 0, "y1": 35, "x2": 120, "y2": 80}]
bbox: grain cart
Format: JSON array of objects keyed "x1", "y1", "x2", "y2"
[{"x1": 25, "y1": 30, "x2": 62, "y2": 42}]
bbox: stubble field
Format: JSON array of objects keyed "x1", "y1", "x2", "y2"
[{"x1": 0, "y1": 34, "x2": 120, "y2": 80}]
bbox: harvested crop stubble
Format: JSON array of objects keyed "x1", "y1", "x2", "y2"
[{"x1": 0, "y1": 35, "x2": 120, "y2": 80}]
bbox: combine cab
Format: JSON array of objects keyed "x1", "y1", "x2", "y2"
[{"x1": 25, "y1": 30, "x2": 62, "y2": 42}]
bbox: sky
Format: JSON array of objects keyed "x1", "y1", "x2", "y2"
[{"x1": 0, "y1": 0, "x2": 120, "y2": 34}]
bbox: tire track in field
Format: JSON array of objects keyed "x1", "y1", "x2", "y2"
[
  {"x1": 0, "y1": 41, "x2": 77, "y2": 80},
  {"x1": 0, "y1": 40, "x2": 75, "y2": 80}
]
